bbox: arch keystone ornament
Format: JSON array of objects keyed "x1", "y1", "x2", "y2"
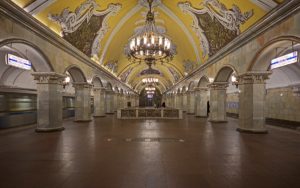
[
  {"x1": 32, "y1": 72, "x2": 66, "y2": 132},
  {"x1": 237, "y1": 71, "x2": 272, "y2": 134}
]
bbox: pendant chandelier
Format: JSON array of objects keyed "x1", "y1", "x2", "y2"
[
  {"x1": 145, "y1": 87, "x2": 156, "y2": 91},
  {"x1": 125, "y1": 0, "x2": 176, "y2": 67},
  {"x1": 142, "y1": 77, "x2": 159, "y2": 84}
]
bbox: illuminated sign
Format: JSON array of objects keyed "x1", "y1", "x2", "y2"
[
  {"x1": 271, "y1": 51, "x2": 298, "y2": 70},
  {"x1": 6, "y1": 54, "x2": 32, "y2": 70}
]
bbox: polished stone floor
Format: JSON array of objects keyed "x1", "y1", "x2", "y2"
[{"x1": 0, "y1": 115, "x2": 300, "y2": 188}]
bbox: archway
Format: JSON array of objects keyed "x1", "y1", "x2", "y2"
[
  {"x1": 243, "y1": 36, "x2": 300, "y2": 131},
  {"x1": 0, "y1": 39, "x2": 65, "y2": 131},
  {"x1": 64, "y1": 65, "x2": 91, "y2": 122},
  {"x1": 195, "y1": 76, "x2": 210, "y2": 117},
  {"x1": 187, "y1": 81, "x2": 196, "y2": 114},
  {"x1": 209, "y1": 65, "x2": 239, "y2": 123},
  {"x1": 139, "y1": 86, "x2": 162, "y2": 107},
  {"x1": 92, "y1": 76, "x2": 105, "y2": 117},
  {"x1": 105, "y1": 82, "x2": 114, "y2": 114}
]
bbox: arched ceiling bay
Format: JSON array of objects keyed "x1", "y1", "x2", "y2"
[{"x1": 11, "y1": 0, "x2": 285, "y2": 92}]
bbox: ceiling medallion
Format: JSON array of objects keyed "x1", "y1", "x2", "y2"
[{"x1": 125, "y1": 0, "x2": 176, "y2": 68}]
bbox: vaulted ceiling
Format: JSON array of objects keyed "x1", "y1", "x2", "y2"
[{"x1": 11, "y1": 0, "x2": 285, "y2": 92}]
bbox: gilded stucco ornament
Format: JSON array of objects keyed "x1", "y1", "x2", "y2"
[
  {"x1": 178, "y1": 0, "x2": 253, "y2": 57},
  {"x1": 105, "y1": 60, "x2": 118, "y2": 74},
  {"x1": 48, "y1": 0, "x2": 121, "y2": 57},
  {"x1": 168, "y1": 67, "x2": 181, "y2": 82}
]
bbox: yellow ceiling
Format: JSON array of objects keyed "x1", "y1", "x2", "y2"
[{"x1": 11, "y1": 0, "x2": 285, "y2": 92}]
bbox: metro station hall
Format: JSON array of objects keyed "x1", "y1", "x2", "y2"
[{"x1": 0, "y1": 0, "x2": 300, "y2": 187}]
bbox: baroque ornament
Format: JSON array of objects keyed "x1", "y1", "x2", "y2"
[
  {"x1": 178, "y1": 0, "x2": 253, "y2": 57},
  {"x1": 49, "y1": 0, "x2": 121, "y2": 57},
  {"x1": 105, "y1": 60, "x2": 118, "y2": 74},
  {"x1": 168, "y1": 67, "x2": 181, "y2": 82}
]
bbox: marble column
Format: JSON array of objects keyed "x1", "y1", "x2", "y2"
[
  {"x1": 183, "y1": 93, "x2": 188, "y2": 112},
  {"x1": 171, "y1": 94, "x2": 176, "y2": 108},
  {"x1": 237, "y1": 72, "x2": 271, "y2": 134},
  {"x1": 208, "y1": 82, "x2": 228, "y2": 122},
  {"x1": 105, "y1": 90, "x2": 114, "y2": 114},
  {"x1": 93, "y1": 87, "x2": 106, "y2": 117},
  {"x1": 195, "y1": 87, "x2": 209, "y2": 118},
  {"x1": 135, "y1": 96, "x2": 139, "y2": 107},
  {"x1": 125, "y1": 95, "x2": 130, "y2": 108},
  {"x1": 73, "y1": 82, "x2": 92, "y2": 122},
  {"x1": 175, "y1": 94, "x2": 180, "y2": 109},
  {"x1": 113, "y1": 92, "x2": 118, "y2": 112},
  {"x1": 187, "y1": 90, "x2": 195, "y2": 114},
  {"x1": 32, "y1": 72, "x2": 65, "y2": 132}
]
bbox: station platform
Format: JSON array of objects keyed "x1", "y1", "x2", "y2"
[{"x1": 0, "y1": 115, "x2": 299, "y2": 188}]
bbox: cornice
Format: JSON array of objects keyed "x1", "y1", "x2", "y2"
[
  {"x1": 165, "y1": 0, "x2": 300, "y2": 93},
  {"x1": 0, "y1": 0, "x2": 134, "y2": 92}
]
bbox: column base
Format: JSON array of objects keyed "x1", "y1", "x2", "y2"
[
  {"x1": 195, "y1": 115, "x2": 208, "y2": 118},
  {"x1": 35, "y1": 127, "x2": 65, "y2": 132},
  {"x1": 106, "y1": 112, "x2": 115, "y2": 115},
  {"x1": 209, "y1": 119, "x2": 228, "y2": 123},
  {"x1": 93, "y1": 115, "x2": 106, "y2": 118},
  {"x1": 236, "y1": 128, "x2": 268, "y2": 134},
  {"x1": 74, "y1": 119, "x2": 92, "y2": 122},
  {"x1": 187, "y1": 113, "x2": 195, "y2": 115}
]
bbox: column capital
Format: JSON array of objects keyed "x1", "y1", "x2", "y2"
[
  {"x1": 93, "y1": 87, "x2": 106, "y2": 92},
  {"x1": 194, "y1": 87, "x2": 208, "y2": 91},
  {"x1": 32, "y1": 72, "x2": 65, "y2": 84},
  {"x1": 238, "y1": 71, "x2": 272, "y2": 85},
  {"x1": 73, "y1": 82, "x2": 93, "y2": 89},
  {"x1": 208, "y1": 82, "x2": 228, "y2": 90}
]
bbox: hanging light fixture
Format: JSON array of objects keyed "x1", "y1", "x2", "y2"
[
  {"x1": 145, "y1": 87, "x2": 156, "y2": 91},
  {"x1": 142, "y1": 77, "x2": 159, "y2": 84},
  {"x1": 125, "y1": 0, "x2": 176, "y2": 68}
]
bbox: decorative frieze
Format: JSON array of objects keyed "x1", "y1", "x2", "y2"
[
  {"x1": 32, "y1": 72, "x2": 65, "y2": 85},
  {"x1": 238, "y1": 71, "x2": 271, "y2": 85}
]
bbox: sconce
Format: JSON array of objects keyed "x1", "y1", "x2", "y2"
[{"x1": 63, "y1": 76, "x2": 70, "y2": 89}]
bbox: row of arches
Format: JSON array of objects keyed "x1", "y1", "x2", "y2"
[
  {"x1": 0, "y1": 38, "x2": 138, "y2": 131},
  {"x1": 165, "y1": 36, "x2": 300, "y2": 133}
]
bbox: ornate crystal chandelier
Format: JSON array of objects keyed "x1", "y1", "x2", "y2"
[
  {"x1": 142, "y1": 77, "x2": 159, "y2": 84},
  {"x1": 125, "y1": 0, "x2": 176, "y2": 67},
  {"x1": 145, "y1": 87, "x2": 156, "y2": 91}
]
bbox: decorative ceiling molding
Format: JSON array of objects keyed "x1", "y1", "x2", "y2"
[
  {"x1": 99, "y1": 5, "x2": 142, "y2": 64},
  {"x1": 159, "y1": 4, "x2": 201, "y2": 63},
  {"x1": 24, "y1": 0, "x2": 56, "y2": 15},
  {"x1": 250, "y1": 0, "x2": 278, "y2": 11}
]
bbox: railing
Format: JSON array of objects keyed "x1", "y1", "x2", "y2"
[{"x1": 117, "y1": 108, "x2": 183, "y2": 119}]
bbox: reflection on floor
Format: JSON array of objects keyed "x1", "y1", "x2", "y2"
[{"x1": 0, "y1": 115, "x2": 299, "y2": 188}]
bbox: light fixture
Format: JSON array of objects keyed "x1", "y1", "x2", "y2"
[
  {"x1": 142, "y1": 77, "x2": 159, "y2": 84},
  {"x1": 63, "y1": 76, "x2": 71, "y2": 89},
  {"x1": 145, "y1": 87, "x2": 156, "y2": 91},
  {"x1": 125, "y1": 0, "x2": 176, "y2": 67}
]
